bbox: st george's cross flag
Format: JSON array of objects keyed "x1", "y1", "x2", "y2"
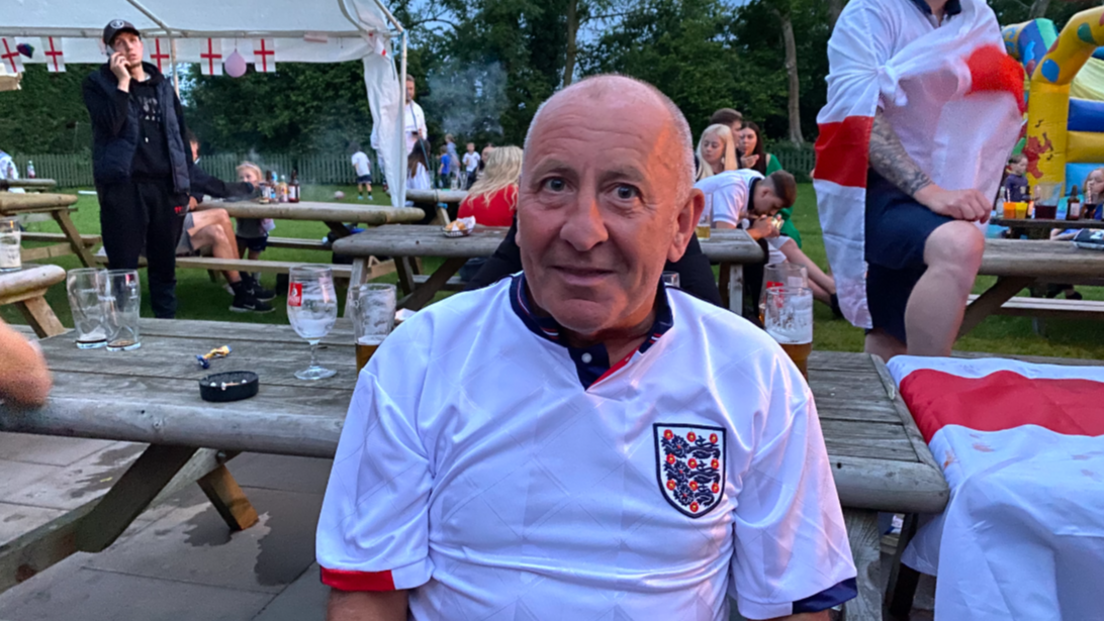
[
  {"x1": 888, "y1": 355, "x2": 1104, "y2": 621},
  {"x1": 41, "y1": 37, "x2": 66, "y2": 73},
  {"x1": 253, "y1": 39, "x2": 276, "y2": 73},
  {"x1": 813, "y1": 0, "x2": 1023, "y2": 328},
  {"x1": 0, "y1": 38, "x2": 25, "y2": 76}
]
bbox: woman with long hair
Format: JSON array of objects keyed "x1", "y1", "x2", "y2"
[
  {"x1": 458, "y1": 146, "x2": 523, "y2": 228},
  {"x1": 737, "y1": 121, "x2": 781, "y2": 176},
  {"x1": 407, "y1": 141, "x2": 432, "y2": 191},
  {"x1": 695, "y1": 124, "x2": 738, "y2": 181}
]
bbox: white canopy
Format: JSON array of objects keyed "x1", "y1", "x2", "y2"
[{"x1": 0, "y1": 0, "x2": 410, "y2": 207}]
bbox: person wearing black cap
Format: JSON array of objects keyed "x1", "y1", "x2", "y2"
[{"x1": 82, "y1": 20, "x2": 194, "y2": 318}]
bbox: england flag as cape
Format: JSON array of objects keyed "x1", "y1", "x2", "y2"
[
  {"x1": 813, "y1": 0, "x2": 1022, "y2": 328},
  {"x1": 888, "y1": 356, "x2": 1104, "y2": 620}
]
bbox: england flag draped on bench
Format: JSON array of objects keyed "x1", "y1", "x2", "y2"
[{"x1": 888, "y1": 355, "x2": 1104, "y2": 621}]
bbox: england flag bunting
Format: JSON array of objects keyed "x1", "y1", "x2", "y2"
[
  {"x1": 253, "y1": 38, "x2": 276, "y2": 73},
  {"x1": 200, "y1": 38, "x2": 223, "y2": 76},
  {"x1": 0, "y1": 38, "x2": 24, "y2": 75},
  {"x1": 813, "y1": 0, "x2": 1021, "y2": 329},
  {"x1": 888, "y1": 355, "x2": 1104, "y2": 620},
  {"x1": 149, "y1": 38, "x2": 172, "y2": 74},
  {"x1": 367, "y1": 32, "x2": 388, "y2": 58},
  {"x1": 41, "y1": 37, "x2": 65, "y2": 73}
]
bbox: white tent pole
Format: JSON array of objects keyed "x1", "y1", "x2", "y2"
[
  {"x1": 398, "y1": 30, "x2": 408, "y2": 209},
  {"x1": 170, "y1": 38, "x2": 179, "y2": 96},
  {"x1": 124, "y1": 0, "x2": 174, "y2": 36},
  {"x1": 123, "y1": 0, "x2": 180, "y2": 95},
  {"x1": 370, "y1": 0, "x2": 405, "y2": 33}
]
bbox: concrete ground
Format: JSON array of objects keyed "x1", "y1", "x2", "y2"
[{"x1": 0, "y1": 431, "x2": 936, "y2": 620}]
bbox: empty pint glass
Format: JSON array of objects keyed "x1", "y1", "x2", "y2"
[
  {"x1": 101, "y1": 269, "x2": 141, "y2": 351},
  {"x1": 764, "y1": 286, "x2": 813, "y2": 379},
  {"x1": 759, "y1": 263, "x2": 808, "y2": 324},
  {"x1": 67, "y1": 268, "x2": 107, "y2": 349},
  {"x1": 0, "y1": 218, "x2": 20, "y2": 273},
  {"x1": 352, "y1": 283, "x2": 396, "y2": 373}
]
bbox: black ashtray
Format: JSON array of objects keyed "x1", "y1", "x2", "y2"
[{"x1": 199, "y1": 371, "x2": 259, "y2": 402}]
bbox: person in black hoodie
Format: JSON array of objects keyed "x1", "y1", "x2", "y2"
[{"x1": 83, "y1": 20, "x2": 192, "y2": 318}]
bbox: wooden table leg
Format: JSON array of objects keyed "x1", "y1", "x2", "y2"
[
  {"x1": 842, "y1": 508, "x2": 882, "y2": 621},
  {"x1": 324, "y1": 221, "x2": 352, "y2": 240},
  {"x1": 394, "y1": 257, "x2": 418, "y2": 296},
  {"x1": 398, "y1": 256, "x2": 468, "y2": 311},
  {"x1": 727, "y1": 264, "x2": 744, "y2": 314},
  {"x1": 958, "y1": 276, "x2": 1035, "y2": 337},
  {"x1": 197, "y1": 464, "x2": 259, "y2": 532},
  {"x1": 17, "y1": 296, "x2": 66, "y2": 338},
  {"x1": 343, "y1": 258, "x2": 368, "y2": 319},
  {"x1": 51, "y1": 209, "x2": 96, "y2": 268}
]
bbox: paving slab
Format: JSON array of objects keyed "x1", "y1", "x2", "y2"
[
  {"x1": 0, "y1": 562, "x2": 273, "y2": 621},
  {"x1": 2, "y1": 442, "x2": 145, "y2": 511},
  {"x1": 0, "y1": 459, "x2": 59, "y2": 500},
  {"x1": 251, "y1": 563, "x2": 327, "y2": 621},
  {"x1": 0, "y1": 432, "x2": 119, "y2": 466},
  {"x1": 0, "y1": 501, "x2": 66, "y2": 544},
  {"x1": 84, "y1": 485, "x2": 323, "y2": 595},
  {"x1": 228, "y1": 454, "x2": 333, "y2": 495}
]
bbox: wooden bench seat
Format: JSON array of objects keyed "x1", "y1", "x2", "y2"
[
  {"x1": 411, "y1": 274, "x2": 466, "y2": 292},
  {"x1": 93, "y1": 251, "x2": 353, "y2": 279},
  {"x1": 0, "y1": 264, "x2": 67, "y2": 337},
  {"x1": 968, "y1": 293, "x2": 1104, "y2": 320},
  {"x1": 265, "y1": 236, "x2": 330, "y2": 251},
  {"x1": 21, "y1": 232, "x2": 102, "y2": 262}
]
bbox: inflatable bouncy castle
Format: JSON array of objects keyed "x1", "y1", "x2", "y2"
[{"x1": 1004, "y1": 7, "x2": 1104, "y2": 192}]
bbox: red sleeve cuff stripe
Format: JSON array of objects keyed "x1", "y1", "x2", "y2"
[
  {"x1": 814, "y1": 116, "x2": 874, "y2": 188},
  {"x1": 320, "y1": 567, "x2": 396, "y2": 591}
]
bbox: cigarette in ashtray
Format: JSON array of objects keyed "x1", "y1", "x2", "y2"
[{"x1": 196, "y1": 345, "x2": 232, "y2": 369}]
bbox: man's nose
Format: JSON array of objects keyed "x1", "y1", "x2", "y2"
[{"x1": 559, "y1": 193, "x2": 608, "y2": 252}]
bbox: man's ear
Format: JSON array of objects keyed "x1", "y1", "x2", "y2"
[{"x1": 668, "y1": 188, "x2": 704, "y2": 264}]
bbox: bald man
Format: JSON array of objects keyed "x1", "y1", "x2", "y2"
[{"x1": 317, "y1": 75, "x2": 856, "y2": 621}]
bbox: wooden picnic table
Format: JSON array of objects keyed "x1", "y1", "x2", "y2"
[
  {"x1": 0, "y1": 178, "x2": 57, "y2": 192},
  {"x1": 332, "y1": 224, "x2": 765, "y2": 312},
  {"x1": 962, "y1": 238, "x2": 1104, "y2": 334},
  {"x1": 0, "y1": 317, "x2": 944, "y2": 619},
  {"x1": 209, "y1": 200, "x2": 425, "y2": 241},
  {"x1": 992, "y1": 217, "x2": 1104, "y2": 230},
  {"x1": 0, "y1": 192, "x2": 94, "y2": 268}
]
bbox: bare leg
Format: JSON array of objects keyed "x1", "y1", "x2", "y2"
[
  {"x1": 865, "y1": 329, "x2": 907, "y2": 363},
  {"x1": 248, "y1": 249, "x2": 262, "y2": 261},
  {"x1": 808, "y1": 279, "x2": 831, "y2": 305},
  {"x1": 905, "y1": 221, "x2": 984, "y2": 357},
  {"x1": 780, "y1": 239, "x2": 836, "y2": 294},
  {"x1": 189, "y1": 224, "x2": 241, "y2": 283}
]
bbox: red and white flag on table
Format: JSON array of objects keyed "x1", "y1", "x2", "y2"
[
  {"x1": 253, "y1": 38, "x2": 276, "y2": 73},
  {"x1": 0, "y1": 38, "x2": 24, "y2": 75},
  {"x1": 41, "y1": 37, "x2": 65, "y2": 73},
  {"x1": 889, "y1": 356, "x2": 1104, "y2": 621},
  {"x1": 813, "y1": 0, "x2": 1022, "y2": 329},
  {"x1": 199, "y1": 38, "x2": 223, "y2": 76}
]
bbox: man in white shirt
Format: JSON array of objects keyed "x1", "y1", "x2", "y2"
[
  {"x1": 317, "y1": 74, "x2": 856, "y2": 621},
  {"x1": 0, "y1": 148, "x2": 19, "y2": 181},
  {"x1": 349, "y1": 144, "x2": 372, "y2": 201},
  {"x1": 404, "y1": 75, "x2": 427, "y2": 155}
]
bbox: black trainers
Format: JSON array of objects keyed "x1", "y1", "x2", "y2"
[
  {"x1": 230, "y1": 289, "x2": 274, "y2": 313},
  {"x1": 242, "y1": 275, "x2": 276, "y2": 302}
]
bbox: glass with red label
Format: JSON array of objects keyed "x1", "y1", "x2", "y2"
[
  {"x1": 287, "y1": 265, "x2": 338, "y2": 380},
  {"x1": 758, "y1": 263, "x2": 808, "y2": 324}
]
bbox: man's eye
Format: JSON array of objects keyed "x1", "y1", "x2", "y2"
[
  {"x1": 615, "y1": 185, "x2": 639, "y2": 200},
  {"x1": 543, "y1": 178, "x2": 566, "y2": 192}
]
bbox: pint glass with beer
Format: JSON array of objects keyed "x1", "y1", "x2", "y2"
[
  {"x1": 696, "y1": 195, "x2": 712, "y2": 239},
  {"x1": 764, "y1": 286, "x2": 813, "y2": 379},
  {"x1": 352, "y1": 283, "x2": 396, "y2": 373}
]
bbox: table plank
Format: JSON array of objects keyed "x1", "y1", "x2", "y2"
[
  {"x1": 980, "y1": 239, "x2": 1104, "y2": 279},
  {"x1": 0, "y1": 192, "x2": 77, "y2": 214},
  {"x1": 332, "y1": 224, "x2": 765, "y2": 263},
  {"x1": 211, "y1": 201, "x2": 424, "y2": 225},
  {"x1": 992, "y1": 218, "x2": 1104, "y2": 230}
]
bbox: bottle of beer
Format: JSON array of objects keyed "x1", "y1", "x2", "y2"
[
  {"x1": 1068, "y1": 185, "x2": 1082, "y2": 220},
  {"x1": 278, "y1": 175, "x2": 289, "y2": 203},
  {"x1": 26, "y1": 160, "x2": 35, "y2": 179},
  {"x1": 289, "y1": 170, "x2": 301, "y2": 203}
]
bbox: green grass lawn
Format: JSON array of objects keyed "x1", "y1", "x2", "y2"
[{"x1": 5, "y1": 183, "x2": 1104, "y2": 359}]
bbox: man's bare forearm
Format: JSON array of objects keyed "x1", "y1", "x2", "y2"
[
  {"x1": 327, "y1": 589, "x2": 408, "y2": 621},
  {"x1": 869, "y1": 110, "x2": 932, "y2": 197}
]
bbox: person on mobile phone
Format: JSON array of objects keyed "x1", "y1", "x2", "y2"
[{"x1": 83, "y1": 20, "x2": 194, "y2": 319}]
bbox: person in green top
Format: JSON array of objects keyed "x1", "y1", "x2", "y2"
[{"x1": 738, "y1": 122, "x2": 800, "y2": 247}]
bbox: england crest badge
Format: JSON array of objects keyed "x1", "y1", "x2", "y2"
[{"x1": 654, "y1": 423, "x2": 725, "y2": 518}]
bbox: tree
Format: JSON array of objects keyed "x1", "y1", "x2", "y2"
[
  {"x1": 1028, "y1": 0, "x2": 1050, "y2": 19},
  {"x1": 826, "y1": 0, "x2": 844, "y2": 30},
  {"x1": 0, "y1": 64, "x2": 97, "y2": 154},
  {"x1": 768, "y1": 0, "x2": 805, "y2": 145}
]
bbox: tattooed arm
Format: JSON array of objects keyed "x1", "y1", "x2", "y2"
[{"x1": 869, "y1": 109, "x2": 991, "y2": 222}]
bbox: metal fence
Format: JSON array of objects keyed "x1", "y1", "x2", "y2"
[{"x1": 10, "y1": 152, "x2": 383, "y2": 188}]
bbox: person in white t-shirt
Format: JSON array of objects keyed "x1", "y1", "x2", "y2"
[
  {"x1": 0, "y1": 149, "x2": 19, "y2": 181},
  {"x1": 317, "y1": 74, "x2": 856, "y2": 621},
  {"x1": 696, "y1": 169, "x2": 837, "y2": 308},
  {"x1": 350, "y1": 144, "x2": 372, "y2": 201},
  {"x1": 404, "y1": 75, "x2": 427, "y2": 155},
  {"x1": 461, "y1": 141, "x2": 480, "y2": 189}
]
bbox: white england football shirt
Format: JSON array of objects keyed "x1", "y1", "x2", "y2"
[
  {"x1": 317, "y1": 275, "x2": 856, "y2": 620},
  {"x1": 695, "y1": 170, "x2": 788, "y2": 264}
]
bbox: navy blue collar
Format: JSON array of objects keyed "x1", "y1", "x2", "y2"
[
  {"x1": 509, "y1": 273, "x2": 674, "y2": 389},
  {"x1": 907, "y1": 0, "x2": 961, "y2": 17}
]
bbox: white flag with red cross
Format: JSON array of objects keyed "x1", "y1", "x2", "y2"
[
  {"x1": 0, "y1": 38, "x2": 24, "y2": 75},
  {"x1": 199, "y1": 38, "x2": 223, "y2": 76},
  {"x1": 252, "y1": 38, "x2": 276, "y2": 73},
  {"x1": 41, "y1": 37, "x2": 66, "y2": 73},
  {"x1": 148, "y1": 38, "x2": 172, "y2": 74}
]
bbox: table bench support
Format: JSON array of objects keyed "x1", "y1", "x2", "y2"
[
  {"x1": 717, "y1": 263, "x2": 744, "y2": 314},
  {"x1": 397, "y1": 256, "x2": 469, "y2": 311},
  {"x1": 959, "y1": 276, "x2": 1035, "y2": 337},
  {"x1": 197, "y1": 463, "x2": 260, "y2": 532},
  {"x1": 842, "y1": 508, "x2": 882, "y2": 621},
  {"x1": 17, "y1": 296, "x2": 66, "y2": 338},
  {"x1": 51, "y1": 208, "x2": 96, "y2": 268}
]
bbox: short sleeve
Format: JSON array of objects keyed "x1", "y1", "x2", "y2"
[
  {"x1": 728, "y1": 357, "x2": 857, "y2": 619},
  {"x1": 316, "y1": 367, "x2": 435, "y2": 591},
  {"x1": 709, "y1": 180, "x2": 745, "y2": 226}
]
